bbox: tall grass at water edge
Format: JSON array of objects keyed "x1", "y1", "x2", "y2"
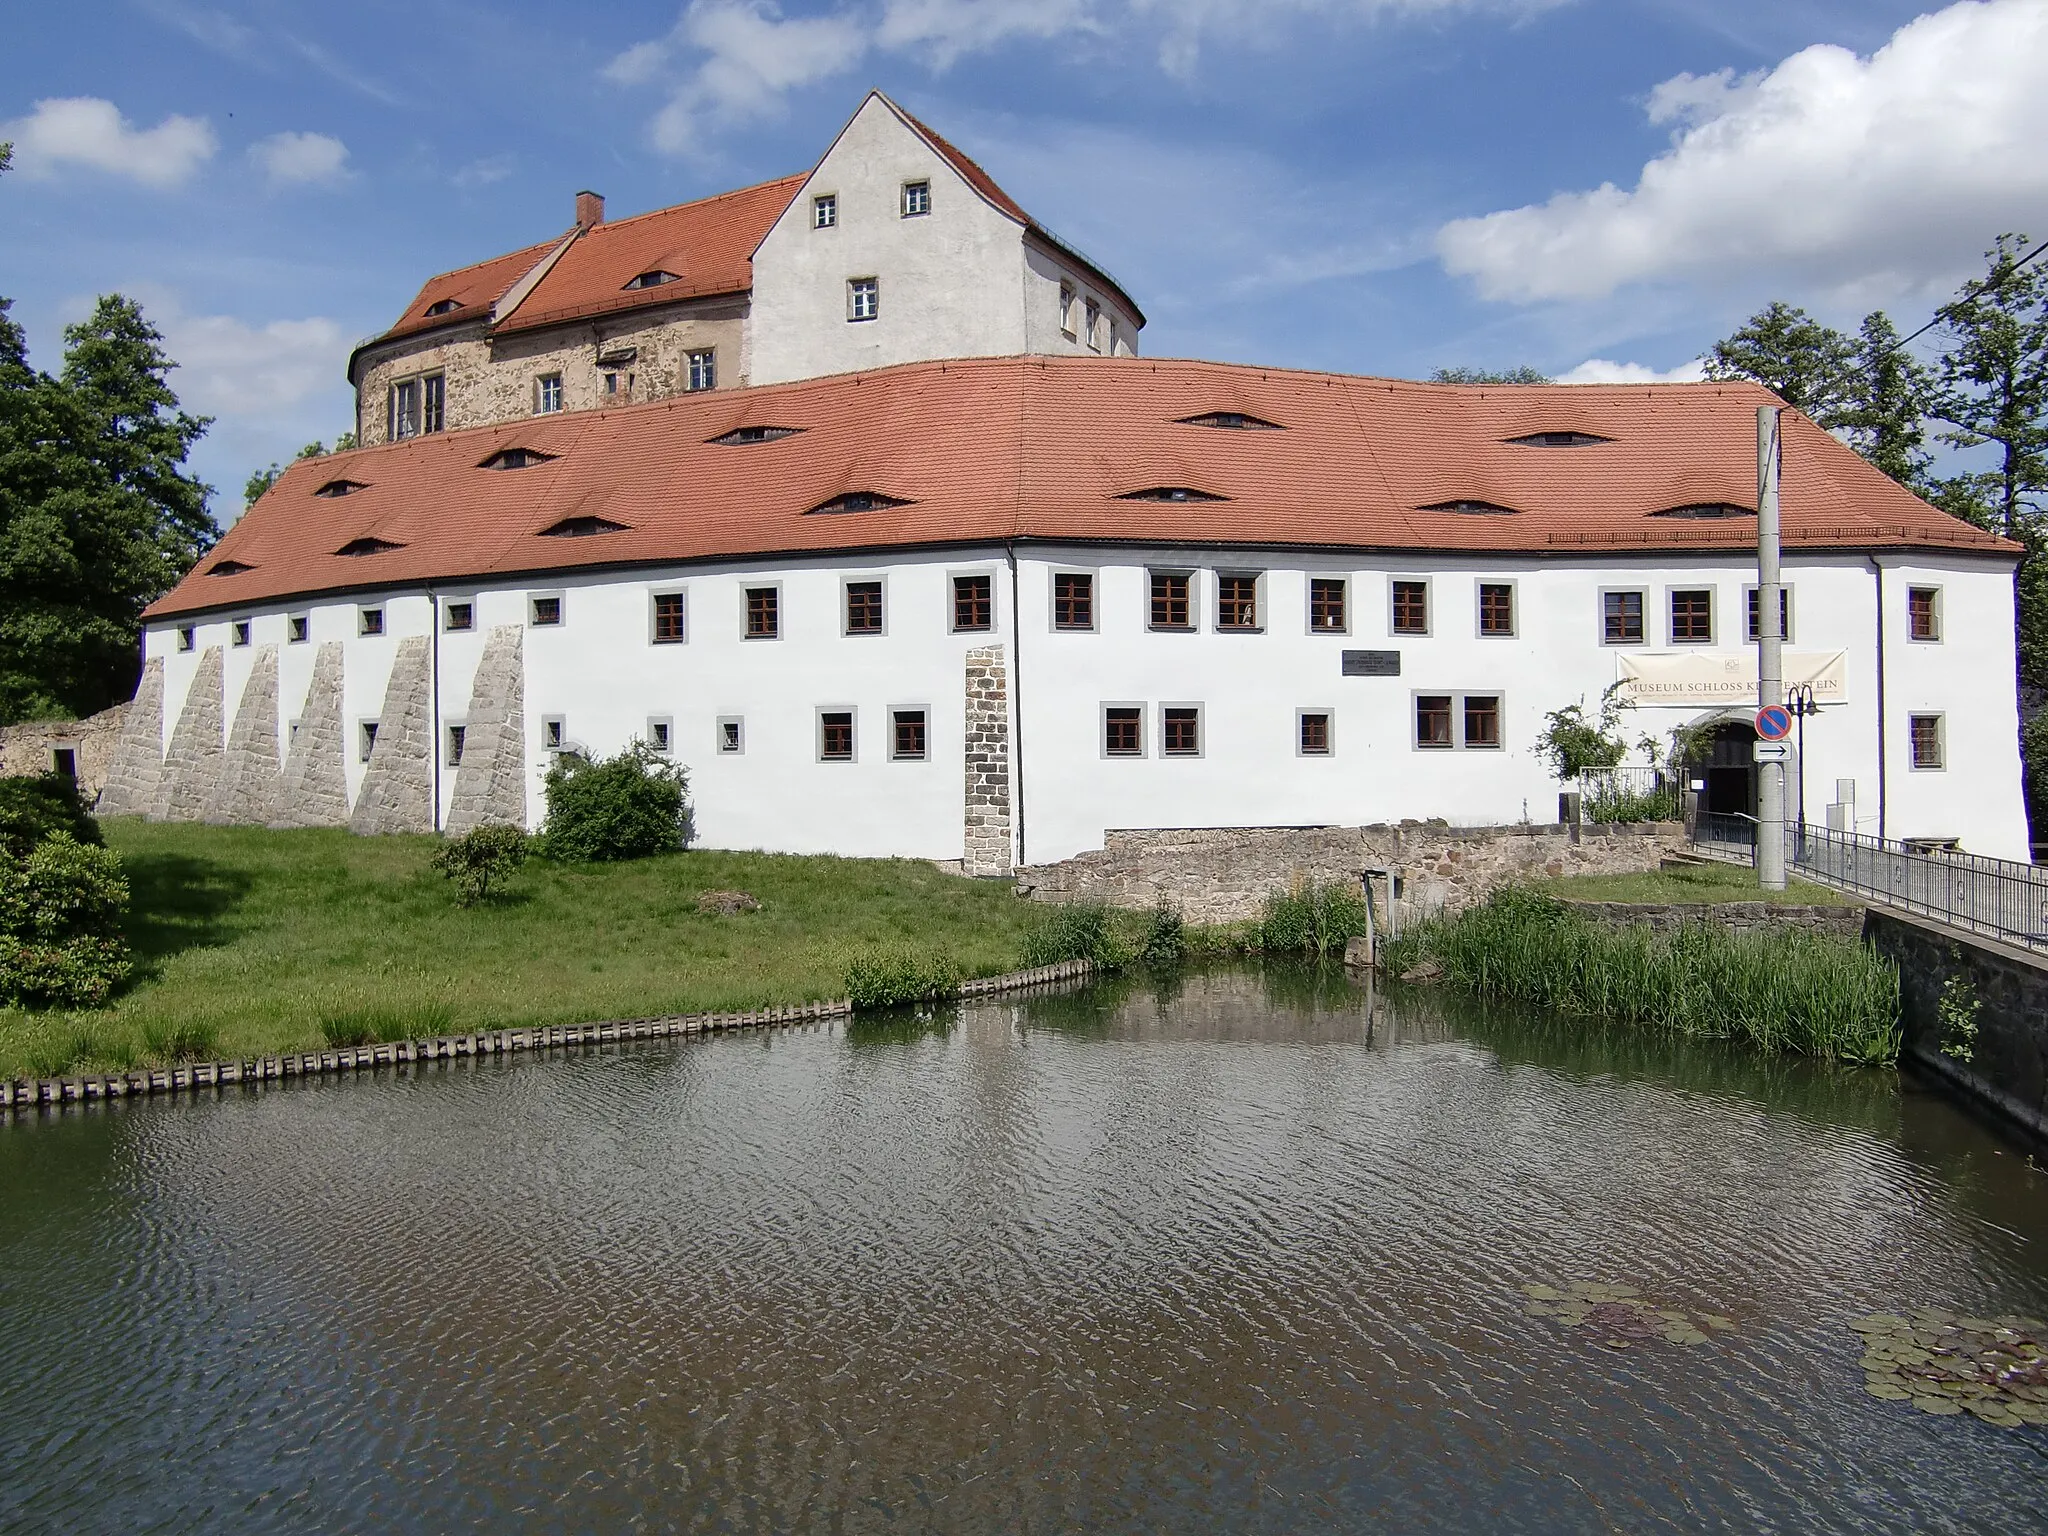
[{"x1": 1381, "y1": 888, "x2": 1901, "y2": 1066}]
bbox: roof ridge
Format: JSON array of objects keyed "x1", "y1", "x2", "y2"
[{"x1": 577, "y1": 172, "x2": 809, "y2": 236}]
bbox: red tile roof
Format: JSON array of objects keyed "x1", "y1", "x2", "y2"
[
  {"x1": 156, "y1": 357, "x2": 2013, "y2": 620},
  {"x1": 367, "y1": 175, "x2": 807, "y2": 351}
]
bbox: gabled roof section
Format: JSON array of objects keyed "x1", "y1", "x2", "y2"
[
  {"x1": 150, "y1": 358, "x2": 2015, "y2": 622},
  {"x1": 380, "y1": 235, "x2": 567, "y2": 344}
]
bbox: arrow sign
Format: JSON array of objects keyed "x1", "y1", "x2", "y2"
[
  {"x1": 1755, "y1": 704, "x2": 1793, "y2": 741},
  {"x1": 1753, "y1": 740, "x2": 1791, "y2": 763}
]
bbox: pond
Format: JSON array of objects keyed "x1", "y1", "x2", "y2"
[{"x1": 3, "y1": 967, "x2": 2046, "y2": 1533}]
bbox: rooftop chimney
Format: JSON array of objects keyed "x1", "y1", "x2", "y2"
[{"x1": 576, "y1": 189, "x2": 605, "y2": 228}]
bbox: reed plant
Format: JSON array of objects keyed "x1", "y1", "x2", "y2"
[
  {"x1": 1382, "y1": 888, "x2": 1900, "y2": 1065},
  {"x1": 1258, "y1": 879, "x2": 1370, "y2": 957}
]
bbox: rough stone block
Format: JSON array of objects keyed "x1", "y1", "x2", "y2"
[
  {"x1": 157, "y1": 647, "x2": 225, "y2": 821},
  {"x1": 446, "y1": 625, "x2": 528, "y2": 835},
  {"x1": 274, "y1": 643, "x2": 350, "y2": 828},
  {"x1": 94, "y1": 659, "x2": 164, "y2": 817},
  {"x1": 207, "y1": 644, "x2": 282, "y2": 825}
]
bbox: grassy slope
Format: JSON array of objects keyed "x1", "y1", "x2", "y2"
[
  {"x1": 1533, "y1": 861, "x2": 1858, "y2": 907},
  {"x1": 1, "y1": 821, "x2": 1040, "y2": 1080}
]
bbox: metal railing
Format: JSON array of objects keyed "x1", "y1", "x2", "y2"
[
  {"x1": 1691, "y1": 816, "x2": 2048, "y2": 951},
  {"x1": 1575, "y1": 765, "x2": 1684, "y2": 824}
]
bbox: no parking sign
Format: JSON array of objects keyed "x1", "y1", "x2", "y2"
[{"x1": 1754, "y1": 705, "x2": 1793, "y2": 741}]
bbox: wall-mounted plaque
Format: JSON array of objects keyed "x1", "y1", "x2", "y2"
[{"x1": 1341, "y1": 650, "x2": 1401, "y2": 677}]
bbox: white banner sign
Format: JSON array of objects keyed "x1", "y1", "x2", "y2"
[{"x1": 1614, "y1": 650, "x2": 1848, "y2": 706}]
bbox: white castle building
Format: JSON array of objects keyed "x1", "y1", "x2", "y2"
[{"x1": 94, "y1": 96, "x2": 2031, "y2": 869}]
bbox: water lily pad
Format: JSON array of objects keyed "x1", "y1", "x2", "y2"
[
  {"x1": 1865, "y1": 1381, "x2": 1911, "y2": 1401},
  {"x1": 1523, "y1": 1284, "x2": 1566, "y2": 1301},
  {"x1": 1911, "y1": 1397, "x2": 1963, "y2": 1415},
  {"x1": 1852, "y1": 1314, "x2": 1911, "y2": 1334},
  {"x1": 1700, "y1": 1315, "x2": 1737, "y2": 1332}
]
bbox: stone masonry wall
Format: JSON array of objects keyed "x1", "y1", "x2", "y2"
[
  {"x1": 206, "y1": 645, "x2": 281, "y2": 826},
  {"x1": 0, "y1": 701, "x2": 126, "y2": 803},
  {"x1": 962, "y1": 644, "x2": 1012, "y2": 877},
  {"x1": 350, "y1": 636, "x2": 434, "y2": 836},
  {"x1": 155, "y1": 646, "x2": 224, "y2": 822},
  {"x1": 446, "y1": 625, "x2": 527, "y2": 836},
  {"x1": 273, "y1": 643, "x2": 350, "y2": 829},
  {"x1": 1018, "y1": 821, "x2": 1685, "y2": 926},
  {"x1": 1558, "y1": 899, "x2": 1866, "y2": 940},
  {"x1": 93, "y1": 658, "x2": 164, "y2": 816}
]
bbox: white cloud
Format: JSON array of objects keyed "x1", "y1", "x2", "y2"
[
  {"x1": 249, "y1": 131, "x2": 351, "y2": 187},
  {"x1": 153, "y1": 306, "x2": 351, "y2": 421},
  {"x1": 3, "y1": 97, "x2": 217, "y2": 188},
  {"x1": 1436, "y1": 0, "x2": 2048, "y2": 304},
  {"x1": 1556, "y1": 356, "x2": 1709, "y2": 384}
]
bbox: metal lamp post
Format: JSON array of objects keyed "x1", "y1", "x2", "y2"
[{"x1": 1786, "y1": 682, "x2": 1818, "y2": 857}]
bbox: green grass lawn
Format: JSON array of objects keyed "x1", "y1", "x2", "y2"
[
  {"x1": 1, "y1": 820, "x2": 1043, "y2": 1080},
  {"x1": 1532, "y1": 860, "x2": 1859, "y2": 908}
]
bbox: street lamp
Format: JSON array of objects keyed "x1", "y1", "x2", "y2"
[{"x1": 1786, "y1": 682, "x2": 1819, "y2": 851}]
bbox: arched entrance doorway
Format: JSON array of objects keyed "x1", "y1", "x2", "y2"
[{"x1": 1686, "y1": 718, "x2": 1758, "y2": 820}]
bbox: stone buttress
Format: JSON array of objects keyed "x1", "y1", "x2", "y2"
[
  {"x1": 350, "y1": 636, "x2": 434, "y2": 836},
  {"x1": 445, "y1": 625, "x2": 527, "y2": 835},
  {"x1": 155, "y1": 647, "x2": 225, "y2": 821},
  {"x1": 962, "y1": 644, "x2": 1012, "y2": 877},
  {"x1": 272, "y1": 643, "x2": 349, "y2": 829},
  {"x1": 94, "y1": 657, "x2": 164, "y2": 816},
  {"x1": 206, "y1": 645, "x2": 282, "y2": 825}
]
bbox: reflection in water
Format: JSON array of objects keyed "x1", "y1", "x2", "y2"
[{"x1": 2, "y1": 966, "x2": 2045, "y2": 1533}]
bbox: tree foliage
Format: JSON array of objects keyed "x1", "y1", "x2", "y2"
[
  {"x1": 245, "y1": 434, "x2": 358, "y2": 507},
  {"x1": 1934, "y1": 232, "x2": 2048, "y2": 540},
  {"x1": 1703, "y1": 301, "x2": 1860, "y2": 424},
  {"x1": 541, "y1": 742, "x2": 692, "y2": 862},
  {"x1": 1429, "y1": 365, "x2": 1553, "y2": 385},
  {"x1": 1533, "y1": 685, "x2": 1636, "y2": 781},
  {"x1": 0, "y1": 295, "x2": 217, "y2": 723}
]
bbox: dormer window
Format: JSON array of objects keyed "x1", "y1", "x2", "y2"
[
  {"x1": 1650, "y1": 503, "x2": 1754, "y2": 519},
  {"x1": 336, "y1": 536, "x2": 405, "y2": 557},
  {"x1": 1117, "y1": 487, "x2": 1228, "y2": 503},
  {"x1": 482, "y1": 447, "x2": 556, "y2": 471},
  {"x1": 539, "y1": 516, "x2": 629, "y2": 538},
  {"x1": 1177, "y1": 412, "x2": 1282, "y2": 430},
  {"x1": 711, "y1": 425, "x2": 803, "y2": 446},
  {"x1": 1506, "y1": 431, "x2": 1611, "y2": 447},
  {"x1": 1419, "y1": 499, "x2": 1519, "y2": 516},
  {"x1": 207, "y1": 558, "x2": 255, "y2": 576},
  {"x1": 808, "y1": 491, "x2": 911, "y2": 515},
  {"x1": 314, "y1": 479, "x2": 367, "y2": 498},
  {"x1": 423, "y1": 299, "x2": 462, "y2": 317},
  {"x1": 623, "y1": 270, "x2": 680, "y2": 290}
]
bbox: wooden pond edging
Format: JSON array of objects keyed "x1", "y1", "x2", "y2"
[{"x1": 0, "y1": 958, "x2": 1097, "y2": 1116}]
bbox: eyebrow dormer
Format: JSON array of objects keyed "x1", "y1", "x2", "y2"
[
  {"x1": 623, "y1": 270, "x2": 680, "y2": 290},
  {"x1": 539, "y1": 515, "x2": 630, "y2": 537},
  {"x1": 711, "y1": 425, "x2": 804, "y2": 445},
  {"x1": 1117, "y1": 486, "x2": 1229, "y2": 502},
  {"x1": 1176, "y1": 411, "x2": 1282, "y2": 430},
  {"x1": 1505, "y1": 431, "x2": 1610, "y2": 447},
  {"x1": 1419, "y1": 499, "x2": 1519, "y2": 516},
  {"x1": 807, "y1": 491, "x2": 911, "y2": 514},
  {"x1": 314, "y1": 479, "x2": 368, "y2": 498},
  {"x1": 336, "y1": 536, "x2": 405, "y2": 557},
  {"x1": 1650, "y1": 502, "x2": 1753, "y2": 519},
  {"x1": 207, "y1": 558, "x2": 255, "y2": 576},
  {"x1": 423, "y1": 299, "x2": 462, "y2": 318},
  {"x1": 481, "y1": 448, "x2": 557, "y2": 471}
]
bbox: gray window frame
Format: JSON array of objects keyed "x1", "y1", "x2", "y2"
[
  {"x1": 716, "y1": 716, "x2": 745, "y2": 755},
  {"x1": 231, "y1": 619, "x2": 251, "y2": 648},
  {"x1": 1101, "y1": 702, "x2": 1147, "y2": 759},
  {"x1": 1050, "y1": 568, "x2": 1098, "y2": 633},
  {"x1": 535, "y1": 372, "x2": 563, "y2": 415},
  {"x1": 1599, "y1": 586, "x2": 1647, "y2": 646},
  {"x1": 742, "y1": 583, "x2": 781, "y2": 641},
  {"x1": 1475, "y1": 579, "x2": 1518, "y2": 639},
  {"x1": 1159, "y1": 702, "x2": 1204, "y2": 758},
  {"x1": 1306, "y1": 575, "x2": 1349, "y2": 636},
  {"x1": 442, "y1": 598, "x2": 475, "y2": 634},
  {"x1": 287, "y1": 613, "x2": 310, "y2": 644},
  {"x1": 1743, "y1": 584, "x2": 1795, "y2": 644},
  {"x1": 1908, "y1": 712, "x2": 1945, "y2": 770},
  {"x1": 649, "y1": 586, "x2": 688, "y2": 645},
  {"x1": 841, "y1": 574, "x2": 887, "y2": 637},
  {"x1": 1296, "y1": 708, "x2": 1335, "y2": 757},
  {"x1": 847, "y1": 277, "x2": 879, "y2": 322},
  {"x1": 813, "y1": 193, "x2": 837, "y2": 229},
  {"x1": 1906, "y1": 585, "x2": 1942, "y2": 643},
  {"x1": 358, "y1": 606, "x2": 385, "y2": 637},
  {"x1": 1214, "y1": 570, "x2": 1265, "y2": 634},
  {"x1": 889, "y1": 707, "x2": 929, "y2": 761},
  {"x1": 359, "y1": 720, "x2": 379, "y2": 762},
  {"x1": 949, "y1": 570, "x2": 996, "y2": 634},
  {"x1": 901, "y1": 179, "x2": 931, "y2": 217},
  {"x1": 1667, "y1": 586, "x2": 1715, "y2": 646},
  {"x1": 445, "y1": 722, "x2": 467, "y2": 767},
  {"x1": 645, "y1": 716, "x2": 674, "y2": 755},
  {"x1": 817, "y1": 706, "x2": 857, "y2": 763},
  {"x1": 1147, "y1": 568, "x2": 1197, "y2": 633},
  {"x1": 1390, "y1": 576, "x2": 1431, "y2": 638},
  {"x1": 528, "y1": 591, "x2": 564, "y2": 628}
]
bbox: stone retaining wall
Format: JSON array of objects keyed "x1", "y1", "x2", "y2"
[
  {"x1": 1018, "y1": 821, "x2": 1685, "y2": 926},
  {"x1": 0, "y1": 702, "x2": 127, "y2": 802},
  {"x1": 1558, "y1": 899, "x2": 1867, "y2": 939}
]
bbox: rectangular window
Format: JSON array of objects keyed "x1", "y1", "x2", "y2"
[
  {"x1": 360, "y1": 721, "x2": 379, "y2": 761},
  {"x1": 1908, "y1": 586, "x2": 1941, "y2": 642},
  {"x1": 892, "y1": 710, "x2": 927, "y2": 760},
  {"x1": 1149, "y1": 571, "x2": 1191, "y2": 631},
  {"x1": 845, "y1": 580, "x2": 883, "y2": 634},
  {"x1": 288, "y1": 614, "x2": 309, "y2": 644},
  {"x1": 717, "y1": 717, "x2": 744, "y2": 754},
  {"x1": 1103, "y1": 706, "x2": 1144, "y2": 757},
  {"x1": 232, "y1": 620, "x2": 251, "y2": 647},
  {"x1": 848, "y1": 278, "x2": 879, "y2": 322},
  {"x1": 1309, "y1": 578, "x2": 1347, "y2": 633},
  {"x1": 177, "y1": 626, "x2": 195, "y2": 651},
  {"x1": 1084, "y1": 299, "x2": 1102, "y2": 352},
  {"x1": 813, "y1": 193, "x2": 837, "y2": 229},
  {"x1": 1746, "y1": 587, "x2": 1792, "y2": 643},
  {"x1": 686, "y1": 350, "x2": 715, "y2": 392},
  {"x1": 444, "y1": 601, "x2": 473, "y2": 633},
  {"x1": 1478, "y1": 582, "x2": 1515, "y2": 637},
  {"x1": 536, "y1": 373, "x2": 563, "y2": 414},
  {"x1": 1603, "y1": 590, "x2": 1645, "y2": 645},
  {"x1": 901, "y1": 180, "x2": 930, "y2": 217},
  {"x1": 1416, "y1": 694, "x2": 1453, "y2": 749},
  {"x1": 819, "y1": 710, "x2": 854, "y2": 762},
  {"x1": 1464, "y1": 694, "x2": 1502, "y2": 749},
  {"x1": 1298, "y1": 711, "x2": 1332, "y2": 755},
  {"x1": 745, "y1": 586, "x2": 779, "y2": 639},
  {"x1": 953, "y1": 574, "x2": 992, "y2": 632},
  {"x1": 1910, "y1": 713, "x2": 1944, "y2": 769},
  {"x1": 648, "y1": 718, "x2": 672, "y2": 754},
  {"x1": 389, "y1": 378, "x2": 419, "y2": 440},
  {"x1": 652, "y1": 592, "x2": 686, "y2": 644},
  {"x1": 359, "y1": 607, "x2": 384, "y2": 637},
  {"x1": 1054, "y1": 572, "x2": 1094, "y2": 631},
  {"x1": 446, "y1": 724, "x2": 466, "y2": 767},
  {"x1": 543, "y1": 717, "x2": 565, "y2": 751},
  {"x1": 1162, "y1": 706, "x2": 1201, "y2": 756},
  {"x1": 1059, "y1": 284, "x2": 1077, "y2": 339},
  {"x1": 1217, "y1": 574, "x2": 1260, "y2": 631},
  {"x1": 1392, "y1": 580, "x2": 1429, "y2": 635},
  {"x1": 421, "y1": 372, "x2": 445, "y2": 434},
  {"x1": 530, "y1": 595, "x2": 562, "y2": 627},
  {"x1": 602, "y1": 370, "x2": 634, "y2": 403},
  {"x1": 1670, "y1": 589, "x2": 1713, "y2": 643}
]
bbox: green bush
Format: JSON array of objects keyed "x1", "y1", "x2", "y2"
[
  {"x1": 1390, "y1": 887, "x2": 1901, "y2": 1064},
  {"x1": 0, "y1": 832, "x2": 132, "y2": 1007},
  {"x1": 1139, "y1": 900, "x2": 1186, "y2": 967},
  {"x1": 845, "y1": 946, "x2": 962, "y2": 1011},
  {"x1": 1021, "y1": 902, "x2": 1132, "y2": 968},
  {"x1": 1258, "y1": 879, "x2": 1370, "y2": 956},
  {"x1": 541, "y1": 743, "x2": 692, "y2": 862},
  {"x1": 432, "y1": 823, "x2": 530, "y2": 905},
  {"x1": 0, "y1": 773, "x2": 103, "y2": 857}
]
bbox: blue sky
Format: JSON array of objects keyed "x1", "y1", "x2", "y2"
[{"x1": 4, "y1": 0, "x2": 2044, "y2": 520}]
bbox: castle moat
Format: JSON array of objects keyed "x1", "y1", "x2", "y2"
[{"x1": 3, "y1": 967, "x2": 2046, "y2": 1532}]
